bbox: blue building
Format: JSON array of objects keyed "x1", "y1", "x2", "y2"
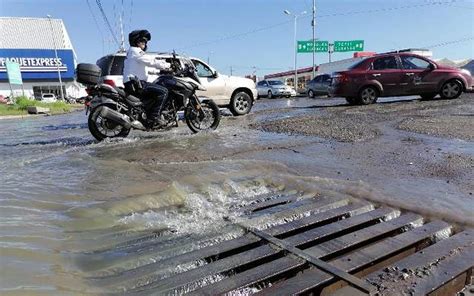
[{"x1": 0, "y1": 17, "x2": 85, "y2": 99}]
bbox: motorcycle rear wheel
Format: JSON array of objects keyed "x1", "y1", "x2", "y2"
[
  {"x1": 88, "y1": 105, "x2": 131, "y2": 141},
  {"x1": 185, "y1": 100, "x2": 220, "y2": 133}
]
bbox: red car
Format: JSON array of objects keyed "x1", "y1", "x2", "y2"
[{"x1": 329, "y1": 52, "x2": 473, "y2": 105}]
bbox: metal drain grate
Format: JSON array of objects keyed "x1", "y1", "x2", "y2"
[{"x1": 97, "y1": 192, "x2": 474, "y2": 295}]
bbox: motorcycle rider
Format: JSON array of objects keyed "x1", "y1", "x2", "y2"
[{"x1": 123, "y1": 29, "x2": 171, "y2": 127}]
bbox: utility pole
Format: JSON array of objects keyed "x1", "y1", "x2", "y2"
[
  {"x1": 312, "y1": 0, "x2": 316, "y2": 79},
  {"x1": 119, "y1": 7, "x2": 125, "y2": 51},
  {"x1": 230, "y1": 66, "x2": 233, "y2": 76}
]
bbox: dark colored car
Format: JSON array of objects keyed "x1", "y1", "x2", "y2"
[
  {"x1": 306, "y1": 74, "x2": 331, "y2": 98},
  {"x1": 329, "y1": 53, "x2": 473, "y2": 105}
]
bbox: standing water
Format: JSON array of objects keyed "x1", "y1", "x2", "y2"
[
  {"x1": 1, "y1": 103, "x2": 473, "y2": 294},
  {"x1": 0, "y1": 112, "x2": 319, "y2": 294}
]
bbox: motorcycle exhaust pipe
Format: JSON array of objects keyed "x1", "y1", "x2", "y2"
[{"x1": 100, "y1": 106, "x2": 132, "y2": 129}]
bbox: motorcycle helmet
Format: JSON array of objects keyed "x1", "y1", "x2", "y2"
[{"x1": 128, "y1": 29, "x2": 151, "y2": 51}]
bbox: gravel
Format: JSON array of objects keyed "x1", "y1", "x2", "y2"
[{"x1": 251, "y1": 93, "x2": 474, "y2": 142}]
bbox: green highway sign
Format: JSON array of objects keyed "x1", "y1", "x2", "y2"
[
  {"x1": 6, "y1": 61, "x2": 23, "y2": 85},
  {"x1": 334, "y1": 40, "x2": 364, "y2": 52},
  {"x1": 297, "y1": 40, "x2": 329, "y2": 53}
]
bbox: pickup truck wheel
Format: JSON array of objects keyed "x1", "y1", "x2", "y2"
[
  {"x1": 358, "y1": 86, "x2": 378, "y2": 105},
  {"x1": 440, "y1": 80, "x2": 463, "y2": 99},
  {"x1": 308, "y1": 89, "x2": 315, "y2": 98},
  {"x1": 267, "y1": 90, "x2": 273, "y2": 99},
  {"x1": 230, "y1": 91, "x2": 253, "y2": 116}
]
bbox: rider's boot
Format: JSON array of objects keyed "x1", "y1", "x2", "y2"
[{"x1": 150, "y1": 114, "x2": 166, "y2": 128}]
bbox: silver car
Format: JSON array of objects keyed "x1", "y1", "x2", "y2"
[
  {"x1": 306, "y1": 74, "x2": 331, "y2": 98},
  {"x1": 257, "y1": 80, "x2": 295, "y2": 99}
]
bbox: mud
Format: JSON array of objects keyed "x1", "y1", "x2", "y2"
[{"x1": 398, "y1": 115, "x2": 474, "y2": 141}]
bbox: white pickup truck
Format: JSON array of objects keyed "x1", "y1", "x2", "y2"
[{"x1": 96, "y1": 52, "x2": 257, "y2": 115}]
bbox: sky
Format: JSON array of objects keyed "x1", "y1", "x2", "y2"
[{"x1": 1, "y1": 0, "x2": 473, "y2": 77}]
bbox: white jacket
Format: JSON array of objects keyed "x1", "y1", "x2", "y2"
[{"x1": 123, "y1": 47, "x2": 170, "y2": 83}]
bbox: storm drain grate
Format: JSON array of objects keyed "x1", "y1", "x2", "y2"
[{"x1": 98, "y1": 192, "x2": 474, "y2": 295}]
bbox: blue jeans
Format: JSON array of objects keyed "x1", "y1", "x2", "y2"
[{"x1": 141, "y1": 81, "x2": 169, "y2": 121}]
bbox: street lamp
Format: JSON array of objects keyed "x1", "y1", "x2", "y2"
[
  {"x1": 47, "y1": 15, "x2": 65, "y2": 100},
  {"x1": 284, "y1": 9, "x2": 306, "y2": 93},
  {"x1": 207, "y1": 51, "x2": 214, "y2": 64}
]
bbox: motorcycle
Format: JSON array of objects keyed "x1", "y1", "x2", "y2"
[{"x1": 76, "y1": 53, "x2": 220, "y2": 141}]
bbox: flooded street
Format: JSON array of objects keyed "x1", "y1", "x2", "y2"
[{"x1": 1, "y1": 95, "x2": 473, "y2": 294}]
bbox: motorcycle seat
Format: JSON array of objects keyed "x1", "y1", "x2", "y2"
[{"x1": 126, "y1": 95, "x2": 142, "y2": 107}]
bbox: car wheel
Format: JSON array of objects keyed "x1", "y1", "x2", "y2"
[
  {"x1": 345, "y1": 97, "x2": 357, "y2": 105},
  {"x1": 267, "y1": 90, "x2": 273, "y2": 99},
  {"x1": 230, "y1": 91, "x2": 253, "y2": 116},
  {"x1": 358, "y1": 86, "x2": 378, "y2": 105},
  {"x1": 420, "y1": 93, "x2": 436, "y2": 101},
  {"x1": 308, "y1": 89, "x2": 315, "y2": 98},
  {"x1": 440, "y1": 80, "x2": 463, "y2": 99}
]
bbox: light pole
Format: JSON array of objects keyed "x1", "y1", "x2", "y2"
[
  {"x1": 312, "y1": 0, "x2": 316, "y2": 79},
  {"x1": 47, "y1": 15, "x2": 65, "y2": 100},
  {"x1": 284, "y1": 10, "x2": 306, "y2": 93},
  {"x1": 207, "y1": 51, "x2": 214, "y2": 64}
]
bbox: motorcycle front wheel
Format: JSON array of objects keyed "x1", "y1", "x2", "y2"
[
  {"x1": 88, "y1": 105, "x2": 131, "y2": 141},
  {"x1": 185, "y1": 100, "x2": 220, "y2": 133}
]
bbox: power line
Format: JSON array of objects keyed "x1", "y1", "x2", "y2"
[
  {"x1": 174, "y1": 0, "x2": 457, "y2": 51},
  {"x1": 314, "y1": 0, "x2": 458, "y2": 18},
  {"x1": 95, "y1": 0, "x2": 120, "y2": 48},
  {"x1": 423, "y1": 36, "x2": 474, "y2": 49},
  {"x1": 85, "y1": 0, "x2": 106, "y2": 55},
  {"x1": 175, "y1": 19, "x2": 292, "y2": 50}
]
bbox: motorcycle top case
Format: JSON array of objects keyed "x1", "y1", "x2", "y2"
[{"x1": 76, "y1": 63, "x2": 101, "y2": 85}]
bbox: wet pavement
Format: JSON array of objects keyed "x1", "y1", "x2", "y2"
[{"x1": 0, "y1": 94, "x2": 473, "y2": 294}]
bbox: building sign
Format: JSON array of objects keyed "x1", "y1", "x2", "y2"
[
  {"x1": 0, "y1": 49, "x2": 75, "y2": 81},
  {"x1": 6, "y1": 61, "x2": 23, "y2": 85},
  {"x1": 334, "y1": 40, "x2": 364, "y2": 52},
  {"x1": 297, "y1": 40, "x2": 329, "y2": 53}
]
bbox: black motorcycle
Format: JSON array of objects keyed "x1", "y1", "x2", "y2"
[{"x1": 76, "y1": 53, "x2": 220, "y2": 141}]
